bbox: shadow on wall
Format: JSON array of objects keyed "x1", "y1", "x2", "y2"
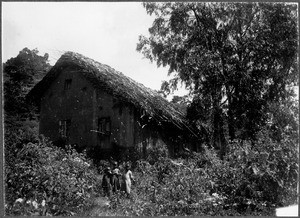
[{"x1": 85, "y1": 143, "x2": 143, "y2": 163}]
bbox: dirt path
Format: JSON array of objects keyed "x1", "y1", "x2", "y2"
[{"x1": 80, "y1": 196, "x2": 124, "y2": 216}]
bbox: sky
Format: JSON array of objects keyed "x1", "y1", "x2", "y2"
[
  {"x1": 2, "y1": 2, "x2": 298, "y2": 100},
  {"x1": 2, "y1": 2, "x2": 187, "y2": 96}
]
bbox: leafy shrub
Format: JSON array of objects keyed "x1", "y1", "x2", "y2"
[
  {"x1": 5, "y1": 124, "x2": 296, "y2": 216},
  {"x1": 107, "y1": 155, "x2": 233, "y2": 216},
  {"x1": 145, "y1": 143, "x2": 169, "y2": 165},
  {"x1": 5, "y1": 119, "x2": 39, "y2": 149},
  {"x1": 5, "y1": 135, "x2": 100, "y2": 216},
  {"x1": 202, "y1": 129, "x2": 298, "y2": 213},
  {"x1": 103, "y1": 129, "x2": 296, "y2": 216}
]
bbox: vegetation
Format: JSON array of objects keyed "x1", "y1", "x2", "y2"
[
  {"x1": 86, "y1": 135, "x2": 298, "y2": 216},
  {"x1": 4, "y1": 48, "x2": 100, "y2": 216},
  {"x1": 4, "y1": 2, "x2": 299, "y2": 215},
  {"x1": 137, "y1": 2, "x2": 298, "y2": 157},
  {"x1": 4, "y1": 47, "x2": 51, "y2": 120},
  {"x1": 5, "y1": 127, "x2": 298, "y2": 216},
  {"x1": 5, "y1": 136, "x2": 100, "y2": 216}
]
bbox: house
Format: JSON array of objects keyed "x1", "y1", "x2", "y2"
[{"x1": 28, "y1": 52, "x2": 200, "y2": 158}]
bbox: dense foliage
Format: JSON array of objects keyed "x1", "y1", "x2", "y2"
[
  {"x1": 137, "y1": 2, "x2": 298, "y2": 156},
  {"x1": 5, "y1": 135, "x2": 100, "y2": 216},
  {"x1": 136, "y1": 4, "x2": 298, "y2": 215},
  {"x1": 98, "y1": 132, "x2": 298, "y2": 216},
  {"x1": 4, "y1": 48, "x2": 51, "y2": 120},
  {"x1": 4, "y1": 48, "x2": 52, "y2": 168},
  {"x1": 6, "y1": 126, "x2": 298, "y2": 216}
]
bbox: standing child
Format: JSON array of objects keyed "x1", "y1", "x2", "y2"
[
  {"x1": 102, "y1": 167, "x2": 112, "y2": 197},
  {"x1": 111, "y1": 161, "x2": 121, "y2": 193},
  {"x1": 122, "y1": 163, "x2": 135, "y2": 196}
]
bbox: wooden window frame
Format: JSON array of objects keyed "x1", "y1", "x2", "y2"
[
  {"x1": 98, "y1": 117, "x2": 111, "y2": 135},
  {"x1": 59, "y1": 119, "x2": 71, "y2": 138},
  {"x1": 64, "y1": 79, "x2": 72, "y2": 90}
]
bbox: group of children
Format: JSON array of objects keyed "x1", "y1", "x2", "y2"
[{"x1": 101, "y1": 161, "x2": 135, "y2": 197}]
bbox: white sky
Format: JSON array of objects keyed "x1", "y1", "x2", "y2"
[
  {"x1": 2, "y1": 2, "x2": 297, "y2": 100},
  {"x1": 2, "y1": 2, "x2": 187, "y2": 96}
]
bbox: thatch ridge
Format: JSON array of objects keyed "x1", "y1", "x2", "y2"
[{"x1": 29, "y1": 52, "x2": 197, "y2": 135}]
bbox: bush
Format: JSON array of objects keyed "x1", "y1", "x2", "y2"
[
  {"x1": 5, "y1": 123, "x2": 296, "y2": 216},
  {"x1": 201, "y1": 129, "x2": 298, "y2": 214},
  {"x1": 103, "y1": 129, "x2": 297, "y2": 216},
  {"x1": 5, "y1": 136, "x2": 101, "y2": 216},
  {"x1": 224, "y1": 130, "x2": 298, "y2": 206},
  {"x1": 107, "y1": 155, "x2": 231, "y2": 216},
  {"x1": 145, "y1": 143, "x2": 169, "y2": 165}
]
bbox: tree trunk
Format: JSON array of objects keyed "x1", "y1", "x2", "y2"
[
  {"x1": 211, "y1": 107, "x2": 227, "y2": 159},
  {"x1": 227, "y1": 90, "x2": 236, "y2": 141},
  {"x1": 211, "y1": 87, "x2": 227, "y2": 159}
]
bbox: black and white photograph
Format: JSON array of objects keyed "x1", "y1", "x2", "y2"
[{"x1": 2, "y1": 1, "x2": 299, "y2": 216}]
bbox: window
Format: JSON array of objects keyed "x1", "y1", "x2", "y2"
[
  {"x1": 59, "y1": 119, "x2": 71, "y2": 138},
  {"x1": 64, "y1": 79, "x2": 72, "y2": 90},
  {"x1": 98, "y1": 117, "x2": 111, "y2": 135}
]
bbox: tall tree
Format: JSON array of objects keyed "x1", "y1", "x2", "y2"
[
  {"x1": 137, "y1": 2, "x2": 298, "y2": 156},
  {"x1": 4, "y1": 48, "x2": 51, "y2": 121}
]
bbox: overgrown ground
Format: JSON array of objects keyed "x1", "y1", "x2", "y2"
[{"x1": 5, "y1": 129, "x2": 298, "y2": 216}]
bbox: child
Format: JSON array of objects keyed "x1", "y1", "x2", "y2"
[
  {"x1": 122, "y1": 163, "x2": 135, "y2": 196},
  {"x1": 102, "y1": 167, "x2": 112, "y2": 197},
  {"x1": 111, "y1": 161, "x2": 121, "y2": 192}
]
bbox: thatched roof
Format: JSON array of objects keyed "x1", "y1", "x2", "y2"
[{"x1": 28, "y1": 52, "x2": 197, "y2": 136}]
